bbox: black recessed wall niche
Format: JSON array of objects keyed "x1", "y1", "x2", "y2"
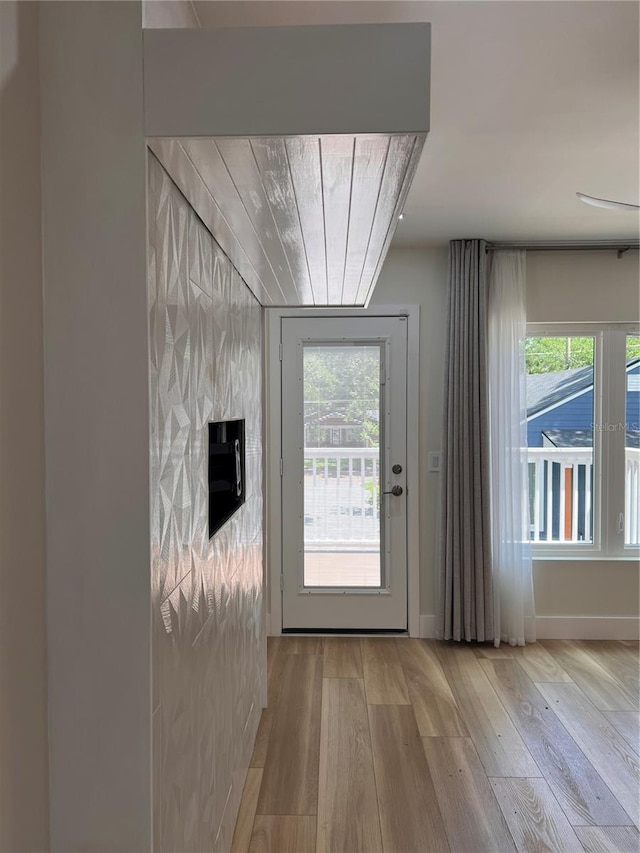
[{"x1": 208, "y1": 420, "x2": 245, "y2": 538}]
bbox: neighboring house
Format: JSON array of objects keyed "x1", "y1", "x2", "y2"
[
  {"x1": 527, "y1": 358, "x2": 640, "y2": 448},
  {"x1": 304, "y1": 411, "x2": 364, "y2": 447},
  {"x1": 304, "y1": 405, "x2": 380, "y2": 448},
  {"x1": 526, "y1": 359, "x2": 640, "y2": 541}
]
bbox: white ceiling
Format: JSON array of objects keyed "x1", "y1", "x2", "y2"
[{"x1": 193, "y1": 1, "x2": 640, "y2": 247}]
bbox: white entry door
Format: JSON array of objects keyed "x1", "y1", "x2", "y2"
[{"x1": 281, "y1": 316, "x2": 408, "y2": 630}]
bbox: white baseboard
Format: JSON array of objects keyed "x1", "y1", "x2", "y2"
[
  {"x1": 418, "y1": 614, "x2": 639, "y2": 641},
  {"x1": 535, "y1": 616, "x2": 639, "y2": 640},
  {"x1": 419, "y1": 614, "x2": 436, "y2": 638},
  {"x1": 269, "y1": 612, "x2": 639, "y2": 641}
]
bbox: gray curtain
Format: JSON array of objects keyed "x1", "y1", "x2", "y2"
[{"x1": 436, "y1": 239, "x2": 493, "y2": 642}]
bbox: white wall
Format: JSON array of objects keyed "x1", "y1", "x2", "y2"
[
  {"x1": 371, "y1": 248, "x2": 448, "y2": 617},
  {"x1": 40, "y1": 3, "x2": 151, "y2": 849},
  {"x1": 373, "y1": 246, "x2": 639, "y2": 631},
  {"x1": 527, "y1": 249, "x2": 639, "y2": 323},
  {"x1": 0, "y1": 3, "x2": 50, "y2": 849}
]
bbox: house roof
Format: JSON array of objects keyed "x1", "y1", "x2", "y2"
[
  {"x1": 526, "y1": 365, "x2": 594, "y2": 418},
  {"x1": 304, "y1": 412, "x2": 370, "y2": 428},
  {"x1": 542, "y1": 429, "x2": 640, "y2": 449},
  {"x1": 527, "y1": 358, "x2": 640, "y2": 419}
]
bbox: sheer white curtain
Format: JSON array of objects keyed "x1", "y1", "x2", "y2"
[{"x1": 488, "y1": 250, "x2": 535, "y2": 646}]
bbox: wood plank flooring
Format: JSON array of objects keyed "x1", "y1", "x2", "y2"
[
  {"x1": 256, "y1": 653, "x2": 322, "y2": 815},
  {"x1": 233, "y1": 638, "x2": 639, "y2": 852},
  {"x1": 368, "y1": 704, "x2": 448, "y2": 852},
  {"x1": 479, "y1": 659, "x2": 632, "y2": 826},
  {"x1": 317, "y1": 678, "x2": 381, "y2": 853},
  {"x1": 489, "y1": 778, "x2": 583, "y2": 852}
]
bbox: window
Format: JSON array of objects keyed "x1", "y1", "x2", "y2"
[
  {"x1": 625, "y1": 334, "x2": 640, "y2": 546},
  {"x1": 526, "y1": 324, "x2": 639, "y2": 558},
  {"x1": 526, "y1": 334, "x2": 595, "y2": 545}
]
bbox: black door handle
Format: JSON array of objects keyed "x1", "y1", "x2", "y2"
[{"x1": 382, "y1": 485, "x2": 403, "y2": 497}]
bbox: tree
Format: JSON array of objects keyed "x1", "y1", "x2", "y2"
[
  {"x1": 303, "y1": 345, "x2": 381, "y2": 446},
  {"x1": 526, "y1": 335, "x2": 640, "y2": 375},
  {"x1": 525, "y1": 336, "x2": 594, "y2": 374},
  {"x1": 627, "y1": 335, "x2": 640, "y2": 361}
]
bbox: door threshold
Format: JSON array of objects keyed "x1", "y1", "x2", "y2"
[{"x1": 282, "y1": 628, "x2": 408, "y2": 636}]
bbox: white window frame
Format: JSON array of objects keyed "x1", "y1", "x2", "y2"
[{"x1": 527, "y1": 322, "x2": 640, "y2": 560}]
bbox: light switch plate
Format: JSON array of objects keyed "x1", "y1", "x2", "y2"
[{"x1": 428, "y1": 451, "x2": 441, "y2": 472}]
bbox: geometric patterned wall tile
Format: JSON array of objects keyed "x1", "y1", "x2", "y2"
[{"x1": 148, "y1": 153, "x2": 264, "y2": 853}]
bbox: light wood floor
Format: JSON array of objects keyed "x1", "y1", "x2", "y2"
[{"x1": 231, "y1": 638, "x2": 640, "y2": 853}]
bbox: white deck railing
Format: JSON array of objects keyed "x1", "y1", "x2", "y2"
[
  {"x1": 303, "y1": 446, "x2": 640, "y2": 548},
  {"x1": 528, "y1": 448, "x2": 593, "y2": 543},
  {"x1": 303, "y1": 448, "x2": 380, "y2": 550},
  {"x1": 528, "y1": 447, "x2": 640, "y2": 545},
  {"x1": 625, "y1": 448, "x2": 640, "y2": 546}
]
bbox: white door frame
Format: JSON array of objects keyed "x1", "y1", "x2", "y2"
[{"x1": 265, "y1": 305, "x2": 421, "y2": 637}]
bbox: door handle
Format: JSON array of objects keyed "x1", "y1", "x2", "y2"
[{"x1": 382, "y1": 485, "x2": 403, "y2": 497}]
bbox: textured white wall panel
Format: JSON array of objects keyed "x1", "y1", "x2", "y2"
[{"x1": 148, "y1": 154, "x2": 264, "y2": 853}]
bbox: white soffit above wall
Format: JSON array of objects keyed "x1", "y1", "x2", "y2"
[
  {"x1": 149, "y1": 134, "x2": 423, "y2": 307},
  {"x1": 143, "y1": 24, "x2": 430, "y2": 305}
]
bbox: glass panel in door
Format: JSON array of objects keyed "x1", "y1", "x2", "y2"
[
  {"x1": 303, "y1": 344, "x2": 382, "y2": 587},
  {"x1": 281, "y1": 314, "x2": 407, "y2": 632}
]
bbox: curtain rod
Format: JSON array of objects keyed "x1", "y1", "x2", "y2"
[{"x1": 485, "y1": 241, "x2": 639, "y2": 256}]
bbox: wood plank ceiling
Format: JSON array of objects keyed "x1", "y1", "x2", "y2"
[{"x1": 149, "y1": 134, "x2": 424, "y2": 307}]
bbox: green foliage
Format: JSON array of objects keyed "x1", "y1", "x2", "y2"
[
  {"x1": 525, "y1": 337, "x2": 594, "y2": 374},
  {"x1": 526, "y1": 335, "x2": 640, "y2": 375},
  {"x1": 627, "y1": 335, "x2": 640, "y2": 361},
  {"x1": 361, "y1": 418, "x2": 379, "y2": 448},
  {"x1": 363, "y1": 478, "x2": 380, "y2": 508},
  {"x1": 304, "y1": 346, "x2": 381, "y2": 446}
]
